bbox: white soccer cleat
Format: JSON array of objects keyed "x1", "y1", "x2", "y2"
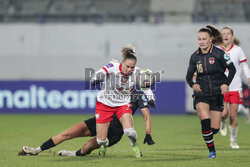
[
  {"x1": 21, "y1": 146, "x2": 40, "y2": 155},
  {"x1": 230, "y1": 141, "x2": 240, "y2": 149},
  {"x1": 220, "y1": 121, "x2": 227, "y2": 136},
  {"x1": 58, "y1": 150, "x2": 76, "y2": 156}
]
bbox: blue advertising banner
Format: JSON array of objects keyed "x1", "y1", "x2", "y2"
[{"x1": 0, "y1": 81, "x2": 185, "y2": 114}]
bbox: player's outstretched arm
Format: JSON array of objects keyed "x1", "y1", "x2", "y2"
[
  {"x1": 141, "y1": 107, "x2": 155, "y2": 145},
  {"x1": 142, "y1": 88, "x2": 156, "y2": 108}
]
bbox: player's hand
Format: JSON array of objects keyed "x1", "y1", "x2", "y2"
[
  {"x1": 143, "y1": 133, "x2": 155, "y2": 145},
  {"x1": 148, "y1": 100, "x2": 156, "y2": 108},
  {"x1": 192, "y1": 84, "x2": 202, "y2": 92},
  {"x1": 221, "y1": 84, "x2": 229, "y2": 95}
]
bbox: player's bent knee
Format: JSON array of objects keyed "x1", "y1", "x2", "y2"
[{"x1": 124, "y1": 128, "x2": 137, "y2": 138}]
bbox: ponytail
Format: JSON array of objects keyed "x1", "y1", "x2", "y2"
[
  {"x1": 206, "y1": 25, "x2": 223, "y2": 45},
  {"x1": 198, "y1": 25, "x2": 223, "y2": 45},
  {"x1": 121, "y1": 45, "x2": 137, "y2": 62}
]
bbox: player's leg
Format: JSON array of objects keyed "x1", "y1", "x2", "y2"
[
  {"x1": 196, "y1": 102, "x2": 216, "y2": 158},
  {"x1": 245, "y1": 107, "x2": 250, "y2": 124},
  {"x1": 20, "y1": 122, "x2": 91, "y2": 155},
  {"x1": 58, "y1": 137, "x2": 100, "y2": 156},
  {"x1": 96, "y1": 123, "x2": 110, "y2": 156},
  {"x1": 210, "y1": 110, "x2": 222, "y2": 134},
  {"x1": 220, "y1": 102, "x2": 228, "y2": 136},
  {"x1": 228, "y1": 103, "x2": 240, "y2": 149},
  {"x1": 119, "y1": 112, "x2": 142, "y2": 158},
  {"x1": 95, "y1": 102, "x2": 114, "y2": 157}
]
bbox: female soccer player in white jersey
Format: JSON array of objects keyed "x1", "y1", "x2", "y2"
[
  {"x1": 220, "y1": 27, "x2": 250, "y2": 149},
  {"x1": 91, "y1": 45, "x2": 154, "y2": 158}
]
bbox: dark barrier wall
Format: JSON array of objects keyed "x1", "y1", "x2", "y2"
[{"x1": 0, "y1": 81, "x2": 185, "y2": 114}]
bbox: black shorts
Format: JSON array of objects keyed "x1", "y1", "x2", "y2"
[
  {"x1": 193, "y1": 95, "x2": 224, "y2": 112},
  {"x1": 84, "y1": 117, "x2": 124, "y2": 147}
]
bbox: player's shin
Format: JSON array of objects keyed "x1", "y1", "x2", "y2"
[
  {"x1": 229, "y1": 125, "x2": 239, "y2": 148},
  {"x1": 201, "y1": 119, "x2": 215, "y2": 153},
  {"x1": 124, "y1": 128, "x2": 137, "y2": 146},
  {"x1": 40, "y1": 138, "x2": 56, "y2": 151}
]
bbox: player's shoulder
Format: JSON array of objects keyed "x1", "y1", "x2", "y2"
[
  {"x1": 104, "y1": 60, "x2": 120, "y2": 70},
  {"x1": 213, "y1": 45, "x2": 224, "y2": 53},
  {"x1": 213, "y1": 45, "x2": 225, "y2": 58},
  {"x1": 233, "y1": 44, "x2": 243, "y2": 52}
]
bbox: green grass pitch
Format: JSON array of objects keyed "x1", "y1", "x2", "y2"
[{"x1": 0, "y1": 114, "x2": 250, "y2": 167}]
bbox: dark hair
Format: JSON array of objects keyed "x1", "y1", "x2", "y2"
[
  {"x1": 222, "y1": 26, "x2": 240, "y2": 45},
  {"x1": 198, "y1": 25, "x2": 223, "y2": 45},
  {"x1": 121, "y1": 45, "x2": 137, "y2": 62}
]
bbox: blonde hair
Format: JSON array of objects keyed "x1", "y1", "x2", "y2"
[{"x1": 121, "y1": 45, "x2": 137, "y2": 61}]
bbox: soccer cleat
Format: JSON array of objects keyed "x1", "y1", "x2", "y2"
[
  {"x1": 220, "y1": 121, "x2": 227, "y2": 136},
  {"x1": 230, "y1": 141, "x2": 240, "y2": 149},
  {"x1": 58, "y1": 150, "x2": 76, "y2": 156},
  {"x1": 132, "y1": 144, "x2": 143, "y2": 158},
  {"x1": 207, "y1": 151, "x2": 216, "y2": 159},
  {"x1": 20, "y1": 146, "x2": 40, "y2": 156},
  {"x1": 98, "y1": 145, "x2": 106, "y2": 157}
]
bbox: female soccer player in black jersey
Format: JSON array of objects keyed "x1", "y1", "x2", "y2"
[
  {"x1": 186, "y1": 25, "x2": 236, "y2": 159},
  {"x1": 19, "y1": 89, "x2": 155, "y2": 157}
]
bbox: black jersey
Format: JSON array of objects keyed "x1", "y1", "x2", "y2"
[
  {"x1": 109, "y1": 89, "x2": 148, "y2": 128},
  {"x1": 186, "y1": 45, "x2": 236, "y2": 97},
  {"x1": 84, "y1": 89, "x2": 149, "y2": 146}
]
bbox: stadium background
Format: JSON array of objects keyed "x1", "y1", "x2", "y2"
[{"x1": 0, "y1": 0, "x2": 250, "y2": 115}]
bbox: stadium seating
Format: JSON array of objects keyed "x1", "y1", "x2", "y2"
[{"x1": 1, "y1": 0, "x2": 250, "y2": 23}]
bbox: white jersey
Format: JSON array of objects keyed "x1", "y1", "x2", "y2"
[
  {"x1": 222, "y1": 44, "x2": 249, "y2": 91},
  {"x1": 93, "y1": 62, "x2": 140, "y2": 107}
]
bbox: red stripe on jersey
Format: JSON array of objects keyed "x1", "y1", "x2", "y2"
[
  {"x1": 222, "y1": 43, "x2": 234, "y2": 52},
  {"x1": 240, "y1": 59, "x2": 247, "y2": 63},
  {"x1": 102, "y1": 67, "x2": 108, "y2": 74},
  {"x1": 119, "y1": 63, "x2": 126, "y2": 76},
  {"x1": 209, "y1": 45, "x2": 214, "y2": 53},
  {"x1": 202, "y1": 129, "x2": 212, "y2": 134},
  {"x1": 207, "y1": 143, "x2": 214, "y2": 147}
]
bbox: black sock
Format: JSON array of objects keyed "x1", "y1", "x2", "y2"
[
  {"x1": 40, "y1": 138, "x2": 56, "y2": 151},
  {"x1": 201, "y1": 119, "x2": 215, "y2": 152},
  {"x1": 75, "y1": 149, "x2": 84, "y2": 156},
  {"x1": 212, "y1": 128, "x2": 220, "y2": 135}
]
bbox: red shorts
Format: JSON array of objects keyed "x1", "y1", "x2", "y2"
[
  {"x1": 95, "y1": 101, "x2": 132, "y2": 124},
  {"x1": 224, "y1": 91, "x2": 243, "y2": 104}
]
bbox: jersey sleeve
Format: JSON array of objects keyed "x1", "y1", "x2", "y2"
[
  {"x1": 91, "y1": 63, "x2": 115, "y2": 85},
  {"x1": 238, "y1": 47, "x2": 250, "y2": 79},
  {"x1": 186, "y1": 54, "x2": 196, "y2": 88},
  {"x1": 138, "y1": 94, "x2": 149, "y2": 109},
  {"x1": 219, "y1": 51, "x2": 236, "y2": 85},
  {"x1": 239, "y1": 47, "x2": 247, "y2": 63},
  {"x1": 142, "y1": 88, "x2": 155, "y2": 101}
]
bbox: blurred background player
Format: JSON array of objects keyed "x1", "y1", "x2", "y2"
[
  {"x1": 219, "y1": 27, "x2": 250, "y2": 149},
  {"x1": 19, "y1": 89, "x2": 156, "y2": 157},
  {"x1": 186, "y1": 25, "x2": 236, "y2": 159}
]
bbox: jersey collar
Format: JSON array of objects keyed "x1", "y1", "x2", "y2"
[
  {"x1": 197, "y1": 44, "x2": 214, "y2": 55},
  {"x1": 119, "y1": 63, "x2": 127, "y2": 76},
  {"x1": 221, "y1": 43, "x2": 234, "y2": 52}
]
